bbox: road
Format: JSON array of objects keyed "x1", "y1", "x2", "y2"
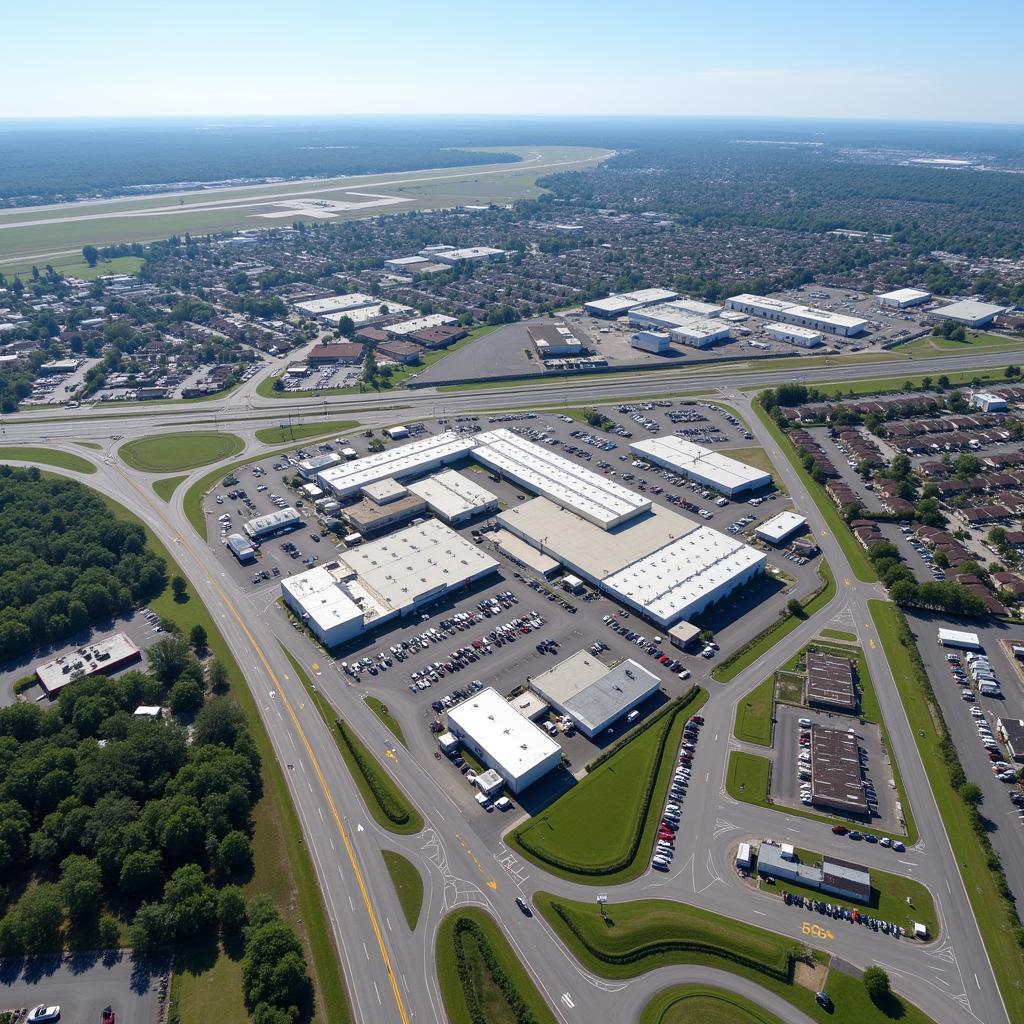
[{"x1": 2, "y1": 348, "x2": 1020, "y2": 1024}]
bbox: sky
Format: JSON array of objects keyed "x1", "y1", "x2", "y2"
[{"x1": 2, "y1": 0, "x2": 1021, "y2": 123}]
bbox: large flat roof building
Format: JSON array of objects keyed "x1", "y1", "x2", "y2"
[
  {"x1": 725, "y1": 294, "x2": 867, "y2": 337},
  {"x1": 876, "y1": 288, "x2": 931, "y2": 308},
  {"x1": 806, "y1": 650, "x2": 857, "y2": 714},
  {"x1": 293, "y1": 293, "x2": 378, "y2": 318},
  {"x1": 433, "y1": 246, "x2": 507, "y2": 264},
  {"x1": 929, "y1": 299, "x2": 1007, "y2": 328},
  {"x1": 245, "y1": 506, "x2": 301, "y2": 540},
  {"x1": 386, "y1": 314, "x2": 460, "y2": 337},
  {"x1": 281, "y1": 565, "x2": 365, "y2": 648},
  {"x1": 406, "y1": 469, "x2": 498, "y2": 524},
  {"x1": 529, "y1": 651, "x2": 661, "y2": 737},
  {"x1": 810, "y1": 726, "x2": 868, "y2": 816},
  {"x1": 584, "y1": 288, "x2": 679, "y2": 318},
  {"x1": 755, "y1": 511, "x2": 807, "y2": 545},
  {"x1": 35, "y1": 633, "x2": 142, "y2": 695},
  {"x1": 446, "y1": 687, "x2": 561, "y2": 793},
  {"x1": 323, "y1": 303, "x2": 415, "y2": 329},
  {"x1": 474, "y1": 428, "x2": 651, "y2": 529},
  {"x1": 765, "y1": 324, "x2": 823, "y2": 348},
  {"x1": 630, "y1": 436, "x2": 771, "y2": 496}
]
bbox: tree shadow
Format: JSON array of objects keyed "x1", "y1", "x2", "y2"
[{"x1": 872, "y1": 993, "x2": 908, "y2": 1020}]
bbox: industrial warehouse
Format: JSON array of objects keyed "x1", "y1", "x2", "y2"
[
  {"x1": 630, "y1": 435, "x2": 772, "y2": 496},
  {"x1": 724, "y1": 294, "x2": 867, "y2": 336},
  {"x1": 756, "y1": 843, "x2": 872, "y2": 903}
]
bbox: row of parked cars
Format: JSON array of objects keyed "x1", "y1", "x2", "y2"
[
  {"x1": 652, "y1": 715, "x2": 704, "y2": 870},
  {"x1": 782, "y1": 890, "x2": 908, "y2": 937},
  {"x1": 602, "y1": 614, "x2": 695, "y2": 675}
]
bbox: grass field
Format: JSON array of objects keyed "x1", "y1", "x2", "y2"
[
  {"x1": 726, "y1": 751, "x2": 774, "y2": 805},
  {"x1": 537, "y1": 894, "x2": 935, "y2": 1024},
  {"x1": 152, "y1": 474, "x2": 187, "y2": 502},
  {"x1": 869, "y1": 600, "x2": 1024, "y2": 1022},
  {"x1": 901, "y1": 331, "x2": 1023, "y2": 356},
  {"x1": 0, "y1": 446, "x2": 96, "y2": 474},
  {"x1": 721, "y1": 445, "x2": 786, "y2": 492},
  {"x1": 365, "y1": 696, "x2": 407, "y2": 746},
  {"x1": 81, "y1": 486, "x2": 349, "y2": 1024},
  {"x1": 713, "y1": 560, "x2": 836, "y2": 683},
  {"x1": 639, "y1": 985, "x2": 786, "y2": 1024},
  {"x1": 254, "y1": 419, "x2": 358, "y2": 444},
  {"x1": 279, "y1": 646, "x2": 423, "y2": 835},
  {"x1": 0, "y1": 253, "x2": 144, "y2": 280},
  {"x1": 381, "y1": 851, "x2": 424, "y2": 931},
  {"x1": 734, "y1": 675, "x2": 775, "y2": 746},
  {"x1": 753, "y1": 401, "x2": 877, "y2": 583},
  {"x1": 810, "y1": 365, "x2": 1019, "y2": 400},
  {"x1": 508, "y1": 689, "x2": 706, "y2": 883},
  {"x1": 820, "y1": 628, "x2": 857, "y2": 642},
  {"x1": 436, "y1": 908, "x2": 557, "y2": 1024},
  {"x1": 73, "y1": 440, "x2": 102, "y2": 450},
  {"x1": 119, "y1": 430, "x2": 244, "y2": 472}
]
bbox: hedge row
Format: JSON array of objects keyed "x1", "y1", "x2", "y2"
[
  {"x1": 514, "y1": 693, "x2": 701, "y2": 876},
  {"x1": 892, "y1": 613, "x2": 1024, "y2": 950},
  {"x1": 335, "y1": 719, "x2": 411, "y2": 826},
  {"x1": 451, "y1": 917, "x2": 542, "y2": 1024},
  {"x1": 546, "y1": 900, "x2": 796, "y2": 984}
]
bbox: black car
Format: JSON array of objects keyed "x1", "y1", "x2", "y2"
[
  {"x1": 815, "y1": 991, "x2": 832, "y2": 1011},
  {"x1": 515, "y1": 896, "x2": 532, "y2": 916}
]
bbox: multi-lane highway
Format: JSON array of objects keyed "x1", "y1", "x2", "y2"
[{"x1": 6, "y1": 343, "x2": 1023, "y2": 1024}]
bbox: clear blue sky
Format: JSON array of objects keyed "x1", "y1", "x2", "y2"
[{"x1": 3, "y1": 0, "x2": 1020, "y2": 122}]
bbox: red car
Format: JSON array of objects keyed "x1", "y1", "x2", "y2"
[
  {"x1": 691, "y1": 715, "x2": 704, "y2": 725},
  {"x1": 831, "y1": 825, "x2": 848, "y2": 835}
]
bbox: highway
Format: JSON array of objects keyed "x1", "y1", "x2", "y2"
[{"x1": 5, "y1": 344, "x2": 1022, "y2": 1024}]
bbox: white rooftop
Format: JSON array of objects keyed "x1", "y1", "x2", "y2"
[
  {"x1": 406, "y1": 469, "x2": 496, "y2": 520},
  {"x1": 756, "y1": 511, "x2": 808, "y2": 543},
  {"x1": 631, "y1": 436, "x2": 771, "y2": 492},
  {"x1": 877, "y1": 287, "x2": 931, "y2": 304},
  {"x1": 281, "y1": 566, "x2": 364, "y2": 635},
  {"x1": 767, "y1": 324, "x2": 822, "y2": 339},
  {"x1": 447, "y1": 687, "x2": 560, "y2": 778},
  {"x1": 622, "y1": 288, "x2": 679, "y2": 305},
  {"x1": 323, "y1": 303, "x2": 414, "y2": 327},
  {"x1": 387, "y1": 313, "x2": 460, "y2": 336},
  {"x1": 293, "y1": 293, "x2": 377, "y2": 316},
  {"x1": 931, "y1": 299, "x2": 1007, "y2": 322},
  {"x1": 727, "y1": 294, "x2": 867, "y2": 331}
]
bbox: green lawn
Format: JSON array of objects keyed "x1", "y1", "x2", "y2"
[
  {"x1": 0, "y1": 253, "x2": 144, "y2": 280},
  {"x1": 0, "y1": 446, "x2": 96, "y2": 474},
  {"x1": 381, "y1": 851, "x2": 424, "y2": 931},
  {"x1": 507, "y1": 689, "x2": 706, "y2": 883},
  {"x1": 278, "y1": 646, "x2": 423, "y2": 835},
  {"x1": 722, "y1": 445, "x2": 785, "y2": 491},
  {"x1": 753, "y1": 400, "x2": 877, "y2": 583},
  {"x1": 537, "y1": 894, "x2": 935, "y2": 1024},
  {"x1": 152, "y1": 474, "x2": 187, "y2": 502},
  {"x1": 869, "y1": 600, "x2": 1024, "y2": 1022},
  {"x1": 726, "y1": 751, "x2": 773, "y2": 804},
  {"x1": 436, "y1": 908, "x2": 557, "y2": 1024},
  {"x1": 820, "y1": 628, "x2": 857, "y2": 642},
  {"x1": 713, "y1": 560, "x2": 836, "y2": 683},
  {"x1": 734, "y1": 676, "x2": 775, "y2": 746},
  {"x1": 74, "y1": 441, "x2": 102, "y2": 450},
  {"x1": 639, "y1": 984, "x2": 786, "y2": 1024},
  {"x1": 254, "y1": 419, "x2": 359, "y2": 444},
  {"x1": 902, "y1": 331, "x2": 1022, "y2": 356},
  {"x1": 365, "y1": 696, "x2": 407, "y2": 746},
  {"x1": 810, "y1": 365, "x2": 1019, "y2": 399},
  {"x1": 85, "y1": 487, "x2": 350, "y2": 1024},
  {"x1": 119, "y1": 430, "x2": 244, "y2": 472}
]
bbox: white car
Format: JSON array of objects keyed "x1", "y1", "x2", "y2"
[
  {"x1": 28, "y1": 1008, "x2": 60, "y2": 1024},
  {"x1": 798, "y1": 717, "x2": 812, "y2": 727}
]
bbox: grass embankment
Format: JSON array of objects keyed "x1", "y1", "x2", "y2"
[
  {"x1": 86, "y1": 488, "x2": 349, "y2": 1024},
  {"x1": 365, "y1": 695, "x2": 407, "y2": 746},
  {"x1": 820, "y1": 628, "x2": 857, "y2": 642},
  {"x1": 507, "y1": 689, "x2": 706, "y2": 884},
  {"x1": 538, "y1": 894, "x2": 935, "y2": 1024},
  {"x1": 639, "y1": 985, "x2": 786, "y2": 1024},
  {"x1": 752, "y1": 400, "x2": 877, "y2": 584},
  {"x1": 74, "y1": 441, "x2": 102, "y2": 450},
  {"x1": 713, "y1": 560, "x2": 836, "y2": 683},
  {"x1": 721, "y1": 446, "x2": 785, "y2": 490},
  {"x1": 152, "y1": 474, "x2": 187, "y2": 502},
  {"x1": 278, "y1": 645, "x2": 423, "y2": 835},
  {"x1": 436, "y1": 907, "x2": 557, "y2": 1024},
  {"x1": 869, "y1": 600, "x2": 1024, "y2": 1021},
  {"x1": 381, "y1": 851, "x2": 424, "y2": 931},
  {"x1": 0, "y1": 446, "x2": 96, "y2": 474},
  {"x1": 120, "y1": 430, "x2": 245, "y2": 472},
  {"x1": 734, "y1": 676, "x2": 774, "y2": 746},
  {"x1": 254, "y1": 419, "x2": 358, "y2": 445}
]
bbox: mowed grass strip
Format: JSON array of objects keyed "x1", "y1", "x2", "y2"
[
  {"x1": 119, "y1": 430, "x2": 244, "y2": 472},
  {"x1": 820, "y1": 628, "x2": 857, "y2": 642},
  {"x1": 254, "y1": 419, "x2": 358, "y2": 444},
  {"x1": 152, "y1": 474, "x2": 187, "y2": 502},
  {"x1": 365, "y1": 695, "x2": 407, "y2": 746},
  {"x1": 639, "y1": 984, "x2": 786, "y2": 1024},
  {"x1": 507, "y1": 689, "x2": 706, "y2": 883},
  {"x1": 381, "y1": 851, "x2": 424, "y2": 931},
  {"x1": 436, "y1": 908, "x2": 557, "y2": 1024},
  {"x1": 869, "y1": 600, "x2": 1024, "y2": 1021},
  {"x1": 0, "y1": 446, "x2": 96, "y2": 474},
  {"x1": 734, "y1": 675, "x2": 774, "y2": 746}
]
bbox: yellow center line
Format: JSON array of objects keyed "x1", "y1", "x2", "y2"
[{"x1": 120, "y1": 470, "x2": 409, "y2": 1024}]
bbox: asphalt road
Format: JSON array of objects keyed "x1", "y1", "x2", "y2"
[{"x1": 1, "y1": 349, "x2": 1020, "y2": 1024}]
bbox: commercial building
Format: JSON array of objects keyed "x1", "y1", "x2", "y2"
[
  {"x1": 972, "y1": 392, "x2": 1008, "y2": 413},
  {"x1": 725, "y1": 294, "x2": 867, "y2": 337},
  {"x1": 810, "y1": 727, "x2": 868, "y2": 816},
  {"x1": 244, "y1": 506, "x2": 301, "y2": 540},
  {"x1": 293, "y1": 293, "x2": 377, "y2": 318},
  {"x1": 929, "y1": 299, "x2": 1007, "y2": 328},
  {"x1": 432, "y1": 247, "x2": 507, "y2": 264},
  {"x1": 631, "y1": 330, "x2": 672, "y2": 354},
  {"x1": 757, "y1": 845, "x2": 871, "y2": 902},
  {"x1": 383, "y1": 255, "x2": 431, "y2": 272},
  {"x1": 226, "y1": 533, "x2": 256, "y2": 564},
  {"x1": 297, "y1": 453, "x2": 343, "y2": 479},
  {"x1": 755, "y1": 511, "x2": 807, "y2": 545},
  {"x1": 343, "y1": 490, "x2": 426, "y2": 536},
  {"x1": 669, "y1": 320, "x2": 731, "y2": 349},
  {"x1": 528, "y1": 323, "x2": 589, "y2": 359},
  {"x1": 474, "y1": 428, "x2": 651, "y2": 529},
  {"x1": 446, "y1": 687, "x2": 562, "y2": 792},
  {"x1": 876, "y1": 288, "x2": 931, "y2": 308},
  {"x1": 282, "y1": 520, "x2": 498, "y2": 646},
  {"x1": 493, "y1": 529, "x2": 560, "y2": 577},
  {"x1": 406, "y1": 469, "x2": 498, "y2": 524},
  {"x1": 806, "y1": 650, "x2": 857, "y2": 713},
  {"x1": 765, "y1": 324, "x2": 823, "y2": 348},
  {"x1": 997, "y1": 718, "x2": 1024, "y2": 762},
  {"x1": 35, "y1": 633, "x2": 142, "y2": 696},
  {"x1": 529, "y1": 651, "x2": 661, "y2": 737},
  {"x1": 323, "y1": 303, "x2": 415, "y2": 329},
  {"x1": 626, "y1": 304, "x2": 731, "y2": 348},
  {"x1": 583, "y1": 288, "x2": 679, "y2": 319},
  {"x1": 630, "y1": 436, "x2": 771, "y2": 496},
  {"x1": 317, "y1": 431, "x2": 477, "y2": 499},
  {"x1": 668, "y1": 620, "x2": 701, "y2": 651},
  {"x1": 821, "y1": 857, "x2": 872, "y2": 902},
  {"x1": 306, "y1": 343, "x2": 364, "y2": 365},
  {"x1": 386, "y1": 313, "x2": 460, "y2": 337}
]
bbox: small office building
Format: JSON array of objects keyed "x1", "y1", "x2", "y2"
[
  {"x1": 226, "y1": 533, "x2": 256, "y2": 564},
  {"x1": 244, "y1": 507, "x2": 302, "y2": 540},
  {"x1": 755, "y1": 511, "x2": 807, "y2": 545}
]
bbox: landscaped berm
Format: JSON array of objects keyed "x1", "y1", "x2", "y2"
[{"x1": 119, "y1": 431, "x2": 244, "y2": 472}]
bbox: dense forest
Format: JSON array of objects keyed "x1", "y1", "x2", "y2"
[{"x1": 0, "y1": 470, "x2": 167, "y2": 659}]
